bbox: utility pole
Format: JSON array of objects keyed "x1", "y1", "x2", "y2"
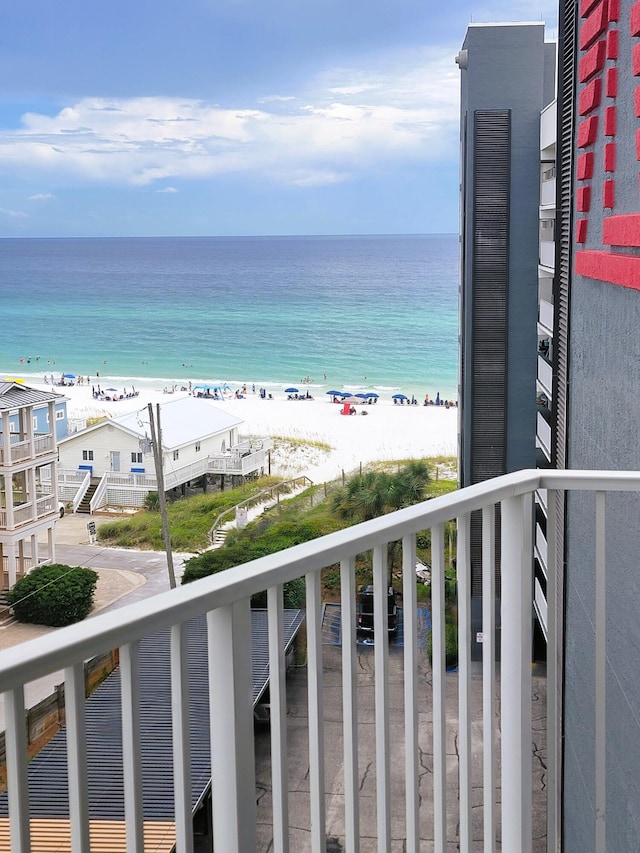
[{"x1": 148, "y1": 403, "x2": 176, "y2": 589}]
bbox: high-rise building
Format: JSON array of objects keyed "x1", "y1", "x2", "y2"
[{"x1": 457, "y1": 22, "x2": 557, "y2": 657}]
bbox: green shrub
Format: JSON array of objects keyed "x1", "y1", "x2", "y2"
[
  {"x1": 144, "y1": 491, "x2": 160, "y2": 511},
  {"x1": 8, "y1": 564, "x2": 98, "y2": 627},
  {"x1": 426, "y1": 617, "x2": 458, "y2": 669}
]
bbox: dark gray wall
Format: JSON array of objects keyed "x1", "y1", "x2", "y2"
[
  {"x1": 459, "y1": 24, "x2": 548, "y2": 485},
  {"x1": 563, "y1": 1, "x2": 640, "y2": 846}
]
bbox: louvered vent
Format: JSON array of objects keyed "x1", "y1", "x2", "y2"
[
  {"x1": 470, "y1": 110, "x2": 510, "y2": 486},
  {"x1": 470, "y1": 110, "x2": 510, "y2": 597}
]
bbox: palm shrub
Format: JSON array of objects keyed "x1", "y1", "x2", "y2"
[{"x1": 8, "y1": 564, "x2": 98, "y2": 627}]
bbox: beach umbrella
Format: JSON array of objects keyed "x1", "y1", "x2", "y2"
[
  {"x1": 365, "y1": 392, "x2": 379, "y2": 398},
  {"x1": 326, "y1": 390, "x2": 344, "y2": 396},
  {"x1": 106, "y1": 387, "x2": 118, "y2": 392},
  {"x1": 63, "y1": 373, "x2": 76, "y2": 379},
  {"x1": 392, "y1": 393, "x2": 408, "y2": 400},
  {"x1": 285, "y1": 387, "x2": 299, "y2": 394},
  {"x1": 355, "y1": 393, "x2": 369, "y2": 399}
]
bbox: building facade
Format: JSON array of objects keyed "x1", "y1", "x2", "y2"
[
  {"x1": 0, "y1": 382, "x2": 61, "y2": 588},
  {"x1": 457, "y1": 22, "x2": 557, "y2": 655},
  {"x1": 558, "y1": 0, "x2": 640, "y2": 846}
]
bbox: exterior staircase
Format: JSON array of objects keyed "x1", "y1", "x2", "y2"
[
  {"x1": 0, "y1": 590, "x2": 15, "y2": 627},
  {"x1": 76, "y1": 477, "x2": 101, "y2": 514}
]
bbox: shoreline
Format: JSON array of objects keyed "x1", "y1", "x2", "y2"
[
  {"x1": 4, "y1": 373, "x2": 459, "y2": 483},
  {"x1": 2, "y1": 366, "x2": 459, "y2": 409}
]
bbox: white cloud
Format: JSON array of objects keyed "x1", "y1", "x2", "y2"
[
  {"x1": 27, "y1": 192, "x2": 55, "y2": 201},
  {"x1": 0, "y1": 46, "x2": 460, "y2": 189},
  {"x1": 0, "y1": 207, "x2": 28, "y2": 219},
  {"x1": 156, "y1": 186, "x2": 178, "y2": 193}
]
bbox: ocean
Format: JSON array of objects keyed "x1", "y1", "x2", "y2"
[{"x1": 0, "y1": 234, "x2": 459, "y2": 401}]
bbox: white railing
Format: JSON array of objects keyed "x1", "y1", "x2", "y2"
[
  {"x1": 540, "y1": 176, "x2": 556, "y2": 207},
  {"x1": 33, "y1": 435, "x2": 54, "y2": 457},
  {"x1": 89, "y1": 475, "x2": 109, "y2": 514},
  {"x1": 72, "y1": 470, "x2": 92, "y2": 513},
  {"x1": 535, "y1": 521, "x2": 548, "y2": 576},
  {"x1": 537, "y1": 355, "x2": 553, "y2": 398},
  {"x1": 539, "y1": 298, "x2": 554, "y2": 335},
  {"x1": 537, "y1": 411, "x2": 552, "y2": 460},
  {"x1": 208, "y1": 448, "x2": 267, "y2": 475},
  {"x1": 0, "y1": 469, "x2": 637, "y2": 851},
  {"x1": 539, "y1": 240, "x2": 555, "y2": 269},
  {"x1": 163, "y1": 459, "x2": 209, "y2": 491}
]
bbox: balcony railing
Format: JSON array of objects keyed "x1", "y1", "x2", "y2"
[
  {"x1": 0, "y1": 435, "x2": 55, "y2": 467},
  {"x1": 539, "y1": 240, "x2": 555, "y2": 270},
  {"x1": 0, "y1": 469, "x2": 637, "y2": 852}
]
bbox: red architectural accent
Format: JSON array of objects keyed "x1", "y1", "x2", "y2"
[
  {"x1": 603, "y1": 214, "x2": 640, "y2": 245},
  {"x1": 576, "y1": 219, "x2": 589, "y2": 243},
  {"x1": 603, "y1": 179, "x2": 615, "y2": 207},
  {"x1": 604, "y1": 142, "x2": 616, "y2": 171},
  {"x1": 609, "y1": 0, "x2": 620, "y2": 19},
  {"x1": 580, "y1": 39, "x2": 607, "y2": 81},
  {"x1": 608, "y1": 29, "x2": 619, "y2": 59},
  {"x1": 578, "y1": 151, "x2": 596, "y2": 179},
  {"x1": 605, "y1": 106, "x2": 616, "y2": 136},
  {"x1": 575, "y1": 251, "x2": 640, "y2": 290},
  {"x1": 578, "y1": 116, "x2": 599, "y2": 147},
  {"x1": 631, "y1": 0, "x2": 640, "y2": 34},
  {"x1": 606, "y1": 67, "x2": 618, "y2": 97},
  {"x1": 577, "y1": 186, "x2": 592, "y2": 211},
  {"x1": 580, "y1": 78, "x2": 603, "y2": 114},
  {"x1": 581, "y1": 0, "x2": 602, "y2": 14},
  {"x1": 580, "y1": 1, "x2": 609, "y2": 49},
  {"x1": 635, "y1": 86, "x2": 640, "y2": 117}
]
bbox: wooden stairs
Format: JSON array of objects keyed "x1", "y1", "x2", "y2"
[{"x1": 76, "y1": 477, "x2": 101, "y2": 514}]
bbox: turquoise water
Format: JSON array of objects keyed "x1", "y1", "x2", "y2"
[{"x1": 0, "y1": 234, "x2": 459, "y2": 400}]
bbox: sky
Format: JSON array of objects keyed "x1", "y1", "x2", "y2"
[{"x1": 0, "y1": 0, "x2": 558, "y2": 237}]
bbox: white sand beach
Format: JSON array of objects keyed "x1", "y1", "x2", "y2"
[{"x1": 30, "y1": 380, "x2": 459, "y2": 483}]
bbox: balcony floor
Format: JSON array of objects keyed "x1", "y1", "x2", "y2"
[{"x1": 251, "y1": 643, "x2": 548, "y2": 851}]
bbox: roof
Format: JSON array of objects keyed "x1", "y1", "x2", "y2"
[
  {"x1": 59, "y1": 396, "x2": 243, "y2": 451},
  {"x1": 0, "y1": 609, "x2": 305, "y2": 825},
  {"x1": 0, "y1": 382, "x2": 64, "y2": 412}
]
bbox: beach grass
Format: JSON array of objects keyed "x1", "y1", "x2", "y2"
[
  {"x1": 97, "y1": 457, "x2": 457, "y2": 554},
  {"x1": 96, "y1": 476, "x2": 282, "y2": 551}
]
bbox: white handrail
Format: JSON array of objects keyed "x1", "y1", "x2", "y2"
[{"x1": 1, "y1": 468, "x2": 639, "y2": 853}]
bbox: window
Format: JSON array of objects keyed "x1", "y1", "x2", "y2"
[
  {"x1": 195, "y1": 441, "x2": 201, "y2": 452},
  {"x1": 131, "y1": 452, "x2": 143, "y2": 464},
  {"x1": 9, "y1": 423, "x2": 17, "y2": 433},
  {"x1": 82, "y1": 450, "x2": 94, "y2": 461},
  {"x1": 55, "y1": 410, "x2": 64, "y2": 420},
  {"x1": 32, "y1": 417, "x2": 38, "y2": 430},
  {"x1": 173, "y1": 450, "x2": 179, "y2": 461}
]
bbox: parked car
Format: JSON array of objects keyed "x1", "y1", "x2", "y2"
[{"x1": 356, "y1": 585, "x2": 398, "y2": 634}]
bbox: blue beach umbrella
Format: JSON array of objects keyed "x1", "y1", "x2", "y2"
[
  {"x1": 326, "y1": 390, "x2": 344, "y2": 396},
  {"x1": 392, "y1": 393, "x2": 408, "y2": 400},
  {"x1": 285, "y1": 387, "x2": 299, "y2": 394},
  {"x1": 355, "y1": 393, "x2": 369, "y2": 399},
  {"x1": 365, "y1": 392, "x2": 379, "y2": 398},
  {"x1": 63, "y1": 373, "x2": 76, "y2": 379}
]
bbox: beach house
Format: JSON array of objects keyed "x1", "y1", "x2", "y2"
[
  {"x1": 57, "y1": 395, "x2": 271, "y2": 511},
  {"x1": 0, "y1": 382, "x2": 62, "y2": 587}
]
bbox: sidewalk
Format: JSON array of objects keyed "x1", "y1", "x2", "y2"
[{"x1": 0, "y1": 512, "x2": 176, "y2": 730}]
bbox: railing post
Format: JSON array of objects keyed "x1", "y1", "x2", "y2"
[
  {"x1": 207, "y1": 600, "x2": 256, "y2": 853},
  {"x1": 500, "y1": 493, "x2": 533, "y2": 853}
]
